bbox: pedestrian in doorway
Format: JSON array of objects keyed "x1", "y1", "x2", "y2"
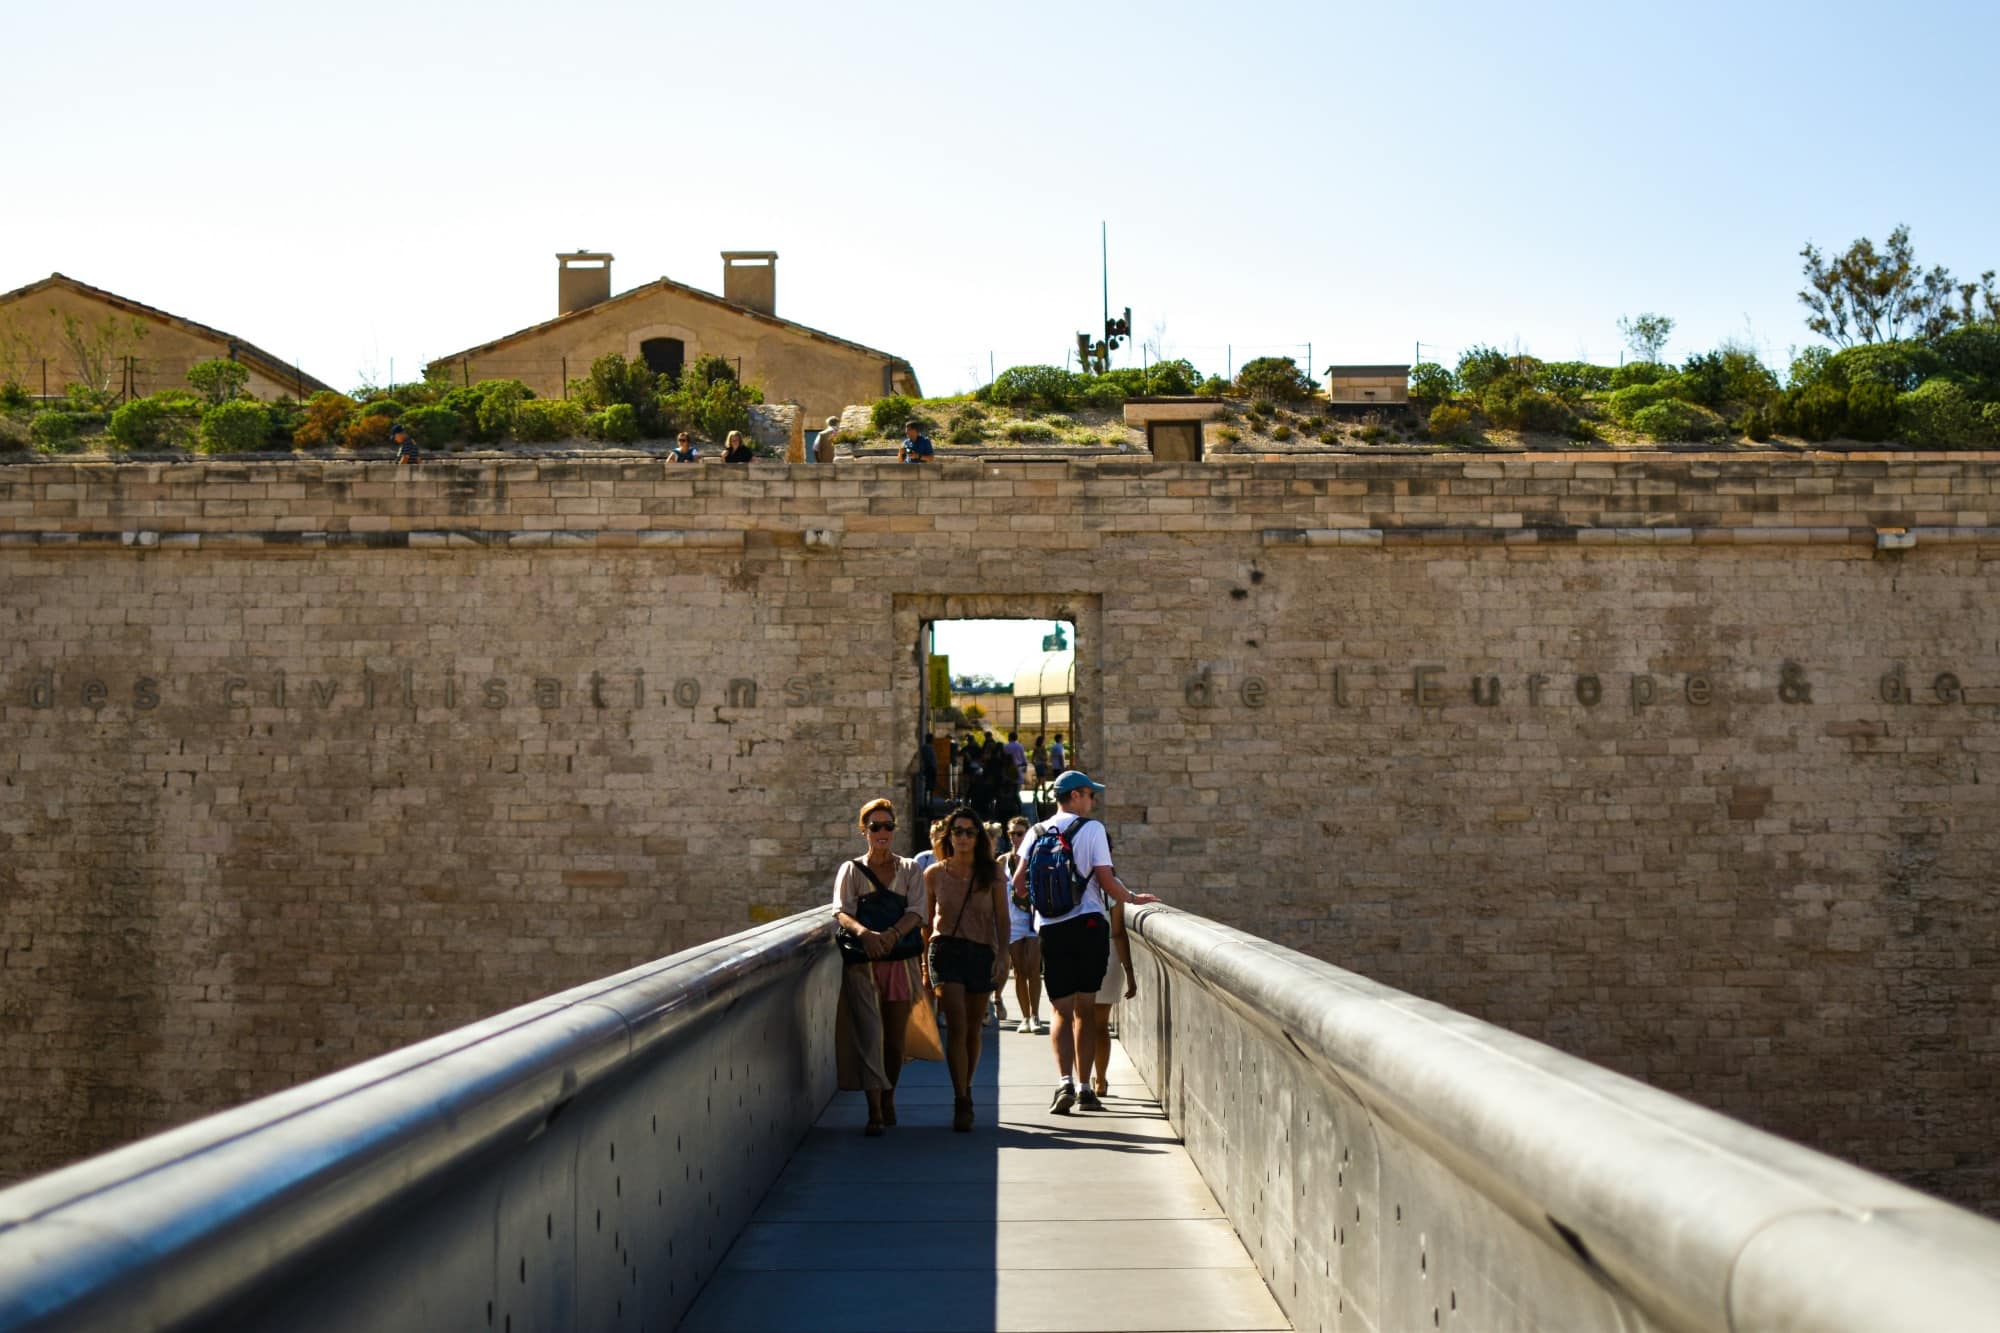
[
  {"x1": 1001, "y1": 815, "x2": 1043, "y2": 1033},
  {"x1": 1011, "y1": 770, "x2": 1157, "y2": 1114},
  {"x1": 1005, "y1": 731, "x2": 1027, "y2": 782},
  {"x1": 832, "y1": 799, "x2": 928, "y2": 1136},
  {"x1": 391, "y1": 422, "x2": 419, "y2": 465},
  {"x1": 815, "y1": 416, "x2": 839, "y2": 464},
  {"x1": 1048, "y1": 734, "x2": 1066, "y2": 774},
  {"x1": 1030, "y1": 734, "x2": 1049, "y2": 785},
  {"x1": 722, "y1": 430, "x2": 755, "y2": 464},
  {"x1": 900, "y1": 419, "x2": 934, "y2": 464},
  {"x1": 669, "y1": 432, "x2": 699, "y2": 463},
  {"x1": 923, "y1": 807, "x2": 1010, "y2": 1131}
]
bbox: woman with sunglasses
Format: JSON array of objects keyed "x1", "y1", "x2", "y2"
[
  {"x1": 922, "y1": 805, "x2": 1011, "y2": 1131},
  {"x1": 833, "y1": 798, "x2": 928, "y2": 1136}
]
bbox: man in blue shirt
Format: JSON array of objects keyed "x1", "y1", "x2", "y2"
[{"x1": 900, "y1": 419, "x2": 934, "y2": 464}]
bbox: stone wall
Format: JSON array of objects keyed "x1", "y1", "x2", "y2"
[{"x1": 2, "y1": 453, "x2": 1997, "y2": 1210}]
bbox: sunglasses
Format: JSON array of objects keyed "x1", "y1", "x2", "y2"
[
  {"x1": 947, "y1": 826, "x2": 980, "y2": 838},
  {"x1": 867, "y1": 822, "x2": 896, "y2": 833}
]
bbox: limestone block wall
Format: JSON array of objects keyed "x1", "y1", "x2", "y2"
[{"x1": 1, "y1": 453, "x2": 1997, "y2": 1212}]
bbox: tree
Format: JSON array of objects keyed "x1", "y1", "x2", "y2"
[
  {"x1": 1617, "y1": 313, "x2": 1674, "y2": 364},
  {"x1": 1798, "y1": 224, "x2": 1999, "y2": 346},
  {"x1": 186, "y1": 358, "x2": 250, "y2": 407}
]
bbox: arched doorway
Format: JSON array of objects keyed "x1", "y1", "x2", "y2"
[{"x1": 639, "y1": 337, "x2": 685, "y2": 382}]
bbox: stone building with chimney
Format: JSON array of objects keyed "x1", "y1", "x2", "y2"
[{"x1": 426, "y1": 251, "x2": 920, "y2": 426}]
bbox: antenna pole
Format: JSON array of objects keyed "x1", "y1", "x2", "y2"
[{"x1": 1101, "y1": 222, "x2": 1109, "y2": 369}]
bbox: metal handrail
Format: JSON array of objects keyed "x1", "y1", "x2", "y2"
[
  {"x1": 1126, "y1": 905, "x2": 2000, "y2": 1333},
  {"x1": 0, "y1": 910, "x2": 833, "y2": 1332}
]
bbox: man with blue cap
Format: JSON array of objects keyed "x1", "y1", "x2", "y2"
[{"x1": 1010, "y1": 769, "x2": 1158, "y2": 1113}]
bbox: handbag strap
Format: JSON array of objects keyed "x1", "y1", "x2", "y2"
[{"x1": 851, "y1": 858, "x2": 907, "y2": 928}]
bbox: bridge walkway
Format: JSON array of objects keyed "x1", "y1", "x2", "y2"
[{"x1": 679, "y1": 1017, "x2": 1291, "y2": 1333}]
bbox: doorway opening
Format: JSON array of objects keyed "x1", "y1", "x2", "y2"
[
  {"x1": 913, "y1": 616, "x2": 1076, "y2": 854},
  {"x1": 640, "y1": 337, "x2": 685, "y2": 381}
]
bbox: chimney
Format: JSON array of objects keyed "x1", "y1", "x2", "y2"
[
  {"x1": 721, "y1": 251, "x2": 777, "y2": 315},
  {"x1": 558, "y1": 251, "x2": 614, "y2": 316}
]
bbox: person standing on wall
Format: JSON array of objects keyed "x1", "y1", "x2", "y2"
[
  {"x1": 832, "y1": 799, "x2": 928, "y2": 1136},
  {"x1": 815, "y1": 416, "x2": 839, "y2": 464},
  {"x1": 900, "y1": 419, "x2": 934, "y2": 464},
  {"x1": 923, "y1": 806, "x2": 1010, "y2": 1131},
  {"x1": 1011, "y1": 770, "x2": 1157, "y2": 1114}
]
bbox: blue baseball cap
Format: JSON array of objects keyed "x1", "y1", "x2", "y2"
[{"x1": 1052, "y1": 770, "x2": 1104, "y2": 795}]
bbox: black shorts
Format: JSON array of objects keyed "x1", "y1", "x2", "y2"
[
  {"x1": 1039, "y1": 913, "x2": 1110, "y2": 1002},
  {"x1": 928, "y1": 935, "x2": 996, "y2": 993}
]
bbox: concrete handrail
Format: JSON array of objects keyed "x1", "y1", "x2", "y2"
[
  {"x1": 1123, "y1": 906, "x2": 2000, "y2": 1333},
  {"x1": 0, "y1": 910, "x2": 838, "y2": 1332}
]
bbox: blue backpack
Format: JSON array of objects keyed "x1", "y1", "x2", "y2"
[{"x1": 1024, "y1": 817, "x2": 1096, "y2": 917}]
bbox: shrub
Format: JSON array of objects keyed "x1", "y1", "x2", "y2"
[
  {"x1": 1832, "y1": 340, "x2": 1940, "y2": 393},
  {"x1": 575, "y1": 353, "x2": 661, "y2": 411},
  {"x1": 263, "y1": 396, "x2": 305, "y2": 448},
  {"x1": 402, "y1": 403, "x2": 464, "y2": 448},
  {"x1": 1608, "y1": 382, "x2": 1677, "y2": 425},
  {"x1": 1631, "y1": 399, "x2": 1725, "y2": 442},
  {"x1": 1676, "y1": 352, "x2": 1728, "y2": 408},
  {"x1": 1427, "y1": 404, "x2": 1476, "y2": 442},
  {"x1": 342, "y1": 413, "x2": 395, "y2": 450},
  {"x1": 666, "y1": 359, "x2": 762, "y2": 441},
  {"x1": 1235, "y1": 356, "x2": 1315, "y2": 402},
  {"x1": 64, "y1": 383, "x2": 115, "y2": 412},
  {"x1": 948, "y1": 421, "x2": 987, "y2": 445},
  {"x1": 185, "y1": 358, "x2": 251, "y2": 407},
  {"x1": 1779, "y1": 384, "x2": 1848, "y2": 442},
  {"x1": 1480, "y1": 376, "x2": 1574, "y2": 432},
  {"x1": 291, "y1": 391, "x2": 356, "y2": 448},
  {"x1": 1736, "y1": 407, "x2": 1774, "y2": 442},
  {"x1": 589, "y1": 402, "x2": 641, "y2": 443},
  {"x1": 1897, "y1": 378, "x2": 1985, "y2": 448},
  {"x1": 1609, "y1": 361, "x2": 1671, "y2": 389},
  {"x1": 0, "y1": 381, "x2": 28, "y2": 409},
  {"x1": 1270, "y1": 424, "x2": 1294, "y2": 441},
  {"x1": 1002, "y1": 420, "x2": 1057, "y2": 442},
  {"x1": 1196, "y1": 375, "x2": 1230, "y2": 397},
  {"x1": 1536, "y1": 361, "x2": 1615, "y2": 398},
  {"x1": 197, "y1": 399, "x2": 269, "y2": 453},
  {"x1": 109, "y1": 391, "x2": 202, "y2": 450},
  {"x1": 1984, "y1": 401, "x2": 2000, "y2": 437},
  {"x1": 1214, "y1": 425, "x2": 1241, "y2": 444},
  {"x1": 949, "y1": 403, "x2": 986, "y2": 426},
  {"x1": 1318, "y1": 429, "x2": 1339, "y2": 444},
  {"x1": 1075, "y1": 375, "x2": 1127, "y2": 409},
  {"x1": 988, "y1": 364, "x2": 1082, "y2": 411},
  {"x1": 472, "y1": 381, "x2": 531, "y2": 440},
  {"x1": 1933, "y1": 322, "x2": 2000, "y2": 382},
  {"x1": 1845, "y1": 381, "x2": 1898, "y2": 442},
  {"x1": 1787, "y1": 346, "x2": 1836, "y2": 391},
  {"x1": 1456, "y1": 346, "x2": 1512, "y2": 395},
  {"x1": 1144, "y1": 359, "x2": 1202, "y2": 395},
  {"x1": 29, "y1": 411, "x2": 89, "y2": 450},
  {"x1": 871, "y1": 393, "x2": 920, "y2": 435},
  {"x1": 1044, "y1": 414, "x2": 1075, "y2": 431},
  {"x1": 1408, "y1": 361, "x2": 1457, "y2": 405},
  {"x1": 511, "y1": 397, "x2": 588, "y2": 443}
]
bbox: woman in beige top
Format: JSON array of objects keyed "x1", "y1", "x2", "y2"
[
  {"x1": 922, "y1": 805, "x2": 1010, "y2": 1132},
  {"x1": 832, "y1": 797, "x2": 928, "y2": 1136}
]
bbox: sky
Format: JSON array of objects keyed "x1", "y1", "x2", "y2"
[
  {"x1": 6, "y1": 1, "x2": 1997, "y2": 399},
  {"x1": 930, "y1": 619, "x2": 1067, "y2": 686}
]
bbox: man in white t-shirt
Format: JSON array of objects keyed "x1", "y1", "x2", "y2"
[{"x1": 1010, "y1": 769, "x2": 1158, "y2": 1114}]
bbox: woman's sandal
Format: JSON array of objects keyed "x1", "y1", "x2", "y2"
[
  {"x1": 1092, "y1": 1077, "x2": 1109, "y2": 1098},
  {"x1": 952, "y1": 1097, "x2": 974, "y2": 1132},
  {"x1": 864, "y1": 1117, "x2": 885, "y2": 1137}
]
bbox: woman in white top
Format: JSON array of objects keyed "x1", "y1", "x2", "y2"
[
  {"x1": 1086, "y1": 899, "x2": 1136, "y2": 1099},
  {"x1": 1000, "y1": 816, "x2": 1043, "y2": 1033},
  {"x1": 832, "y1": 797, "x2": 928, "y2": 1136}
]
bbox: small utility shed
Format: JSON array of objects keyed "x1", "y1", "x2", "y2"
[{"x1": 1324, "y1": 364, "x2": 1410, "y2": 406}]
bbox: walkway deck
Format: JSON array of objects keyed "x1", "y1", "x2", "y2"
[{"x1": 679, "y1": 1014, "x2": 1292, "y2": 1333}]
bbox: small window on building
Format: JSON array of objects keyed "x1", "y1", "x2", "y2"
[{"x1": 640, "y1": 337, "x2": 685, "y2": 381}]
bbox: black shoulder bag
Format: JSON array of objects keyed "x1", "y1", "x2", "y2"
[{"x1": 838, "y1": 859, "x2": 924, "y2": 966}]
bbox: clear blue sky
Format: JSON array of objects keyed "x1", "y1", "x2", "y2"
[{"x1": 5, "y1": 1, "x2": 1995, "y2": 397}]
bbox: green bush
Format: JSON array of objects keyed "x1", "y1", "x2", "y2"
[
  {"x1": 574, "y1": 353, "x2": 660, "y2": 410},
  {"x1": 1932, "y1": 322, "x2": 2000, "y2": 382},
  {"x1": 1983, "y1": 401, "x2": 2000, "y2": 437},
  {"x1": 472, "y1": 381, "x2": 531, "y2": 440},
  {"x1": 0, "y1": 381, "x2": 28, "y2": 409},
  {"x1": 402, "y1": 403, "x2": 464, "y2": 447},
  {"x1": 263, "y1": 396, "x2": 305, "y2": 448},
  {"x1": 870, "y1": 394, "x2": 919, "y2": 434},
  {"x1": 1427, "y1": 404, "x2": 1475, "y2": 442},
  {"x1": 1535, "y1": 361, "x2": 1615, "y2": 398},
  {"x1": 1608, "y1": 382, "x2": 1677, "y2": 425},
  {"x1": 666, "y1": 356, "x2": 763, "y2": 441},
  {"x1": 1609, "y1": 361, "x2": 1671, "y2": 389},
  {"x1": 1778, "y1": 384, "x2": 1848, "y2": 442},
  {"x1": 1196, "y1": 375, "x2": 1230, "y2": 397},
  {"x1": 1214, "y1": 425, "x2": 1241, "y2": 444},
  {"x1": 1270, "y1": 423, "x2": 1294, "y2": 441},
  {"x1": 185, "y1": 358, "x2": 251, "y2": 407},
  {"x1": 1736, "y1": 406, "x2": 1774, "y2": 442},
  {"x1": 1480, "y1": 377, "x2": 1574, "y2": 432},
  {"x1": 29, "y1": 410, "x2": 92, "y2": 451},
  {"x1": 1845, "y1": 381, "x2": 1898, "y2": 442},
  {"x1": 1676, "y1": 352, "x2": 1728, "y2": 408},
  {"x1": 1003, "y1": 420, "x2": 1057, "y2": 442},
  {"x1": 1075, "y1": 376, "x2": 1127, "y2": 409},
  {"x1": 197, "y1": 399, "x2": 270, "y2": 454},
  {"x1": 1456, "y1": 346, "x2": 1512, "y2": 395},
  {"x1": 342, "y1": 413, "x2": 395, "y2": 450},
  {"x1": 1832, "y1": 341, "x2": 1941, "y2": 393},
  {"x1": 109, "y1": 391, "x2": 202, "y2": 450},
  {"x1": 1631, "y1": 399, "x2": 1725, "y2": 442},
  {"x1": 1897, "y1": 378, "x2": 1985, "y2": 448},
  {"x1": 291, "y1": 391, "x2": 355, "y2": 448},
  {"x1": 589, "y1": 402, "x2": 641, "y2": 443},
  {"x1": 511, "y1": 397, "x2": 588, "y2": 443},
  {"x1": 1408, "y1": 361, "x2": 1457, "y2": 405},
  {"x1": 948, "y1": 420, "x2": 987, "y2": 445},
  {"x1": 1143, "y1": 359, "x2": 1202, "y2": 395},
  {"x1": 988, "y1": 365, "x2": 1083, "y2": 411},
  {"x1": 1787, "y1": 347, "x2": 1835, "y2": 391},
  {"x1": 1234, "y1": 356, "x2": 1315, "y2": 402}
]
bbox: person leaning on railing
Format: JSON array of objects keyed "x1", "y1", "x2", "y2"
[{"x1": 832, "y1": 798, "x2": 929, "y2": 1136}]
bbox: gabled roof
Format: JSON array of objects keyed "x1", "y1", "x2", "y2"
[
  {"x1": 426, "y1": 274, "x2": 915, "y2": 373},
  {"x1": 0, "y1": 273, "x2": 336, "y2": 396},
  {"x1": 1325, "y1": 364, "x2": 1412, "y2": 376}
]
